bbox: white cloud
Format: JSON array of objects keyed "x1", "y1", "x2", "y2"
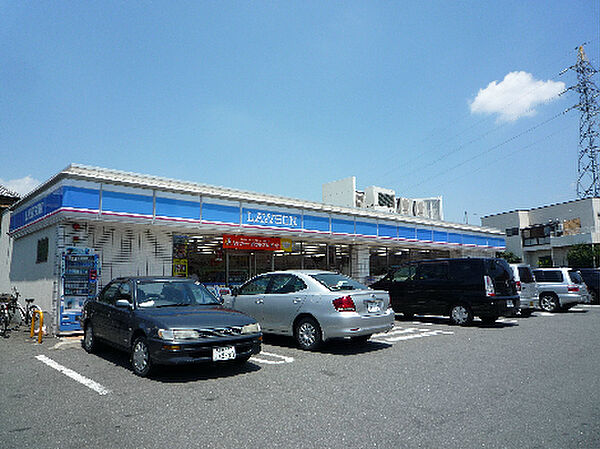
[
  {"x1": 470, "y1": 71, "x2": 565, "y2": 122},
  {"x1": 0, "y1": 176, "x2": 40, "y2": 196}
]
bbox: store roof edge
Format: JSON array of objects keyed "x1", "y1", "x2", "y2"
[{"x1": 12, "y1": 163, "x2": 503, "y2": 235}]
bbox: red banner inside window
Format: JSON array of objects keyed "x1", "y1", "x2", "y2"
[{"x1": 222, "y1": 234, "x2": 282, "y2": 251}]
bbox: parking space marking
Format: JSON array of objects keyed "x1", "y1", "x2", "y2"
[
  {"x1": 496, "y1": 318, "x2": 518, "y2": 324},
  {"x1": 251, "y1": 351, "x2": 295, "y2": 365},
  {"x1": 535, "y1": 305, "x2": 598, "y2": 315},
  {"x1": 372, "y1": 326, "x2": 454, "y2": 343},
  {"x1": 35, "y1": 355, "x2": 110, "y2": 396}
]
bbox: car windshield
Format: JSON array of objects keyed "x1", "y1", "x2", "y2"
[
  {"x1": 310, "y1": 273, "x2": 369, "y2": 291},
  {"x1": 136, "y1": 280, "x2": 220, "y2": 308}
]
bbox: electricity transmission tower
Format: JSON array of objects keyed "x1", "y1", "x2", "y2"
[{"x1": 561, "y1": 45, "x2": 600, "y2": 198}]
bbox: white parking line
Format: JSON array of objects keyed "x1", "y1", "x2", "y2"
[
  {"x1": 35, "y1": 355, "x2": 110, "y2": 396},
  {"x1": 383, "y1": 329, "x2": 454, "y2": 342},
  {"x1": 385, "y1": 327, "x2": 429, "y2": 336},
  {"x1": 535, "y1": 305, "x2": 598, "y2": 315},
  {"x1": 496, "y1": 318, "x2": 518, "y2": 324},
  {"x1": 251, "y1": 351, "x2": 294, "y2": 365},
  {"x1": 373, "y1": 326, "x2": 454, "y2": 343}
]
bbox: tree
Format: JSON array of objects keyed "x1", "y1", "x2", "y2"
[
  {"x1": 567, "y1": 244, "x2": 600, "y2": 268},
  {"x1": 496, "y1": 251, "x2": 521, "y2": 263}
]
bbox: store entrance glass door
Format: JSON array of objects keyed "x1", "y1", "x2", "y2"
[
  {"x1": 227, "y1": 252, "x2": 251, "y2": 286},
  {"x1": 226, "y1": 251, "x2": 274, "y2": 286}
]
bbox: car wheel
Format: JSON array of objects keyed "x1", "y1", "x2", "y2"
[
  {"x1": 350, "y1": 334, "x2": 372, "y2": 344},
  {"x1": 131, "y1": 336, "x2": 153, "y2": 377},
  {"x1": 539, "y1": 294, "x2": 559, "y2": 313},
  {"x1": 82, "y1": 322, "x2": 97, "y2": 353},
  {"x1": 480, "y1": 315, "x2": 498, "y2": 325},
  {"x1": 294, "y1": 317, "x2": 322, "y2": 351},
  {"x1": 449, "y1": 304, "x2": 473, "y2": 326}
]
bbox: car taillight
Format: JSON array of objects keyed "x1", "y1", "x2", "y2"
[
  {"x1": 332, "y1": 295, "x2": 356, "y2": 312},
  {"x1": 484, "y1": 275, "x2": 496, "y2": 297},
  {"x1": 516, "y1": 281, "x2": 522, "y2": 291},
  {"x1": 568, "y1": 286, "x2": 579, "y2": 292}
]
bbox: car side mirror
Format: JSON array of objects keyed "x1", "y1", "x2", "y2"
[
  {"x1": 115, "y1": 299, "x2": 132, "y2": 309},
  {"x1": 231, "y1": 287, "x2": 240, "y2": 297}
]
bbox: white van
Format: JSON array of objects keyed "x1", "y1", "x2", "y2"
[{"x1": 509, "y1": 264, "x2": 539, "y2": 317}]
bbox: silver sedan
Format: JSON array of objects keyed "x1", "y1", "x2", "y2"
[{"x1": 222, "y1": 270, "x2": 394, "y2": 350}]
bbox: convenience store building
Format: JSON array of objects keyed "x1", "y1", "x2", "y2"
[{"x1": 5, "y1": 164, "x2": 505, "y2": 335}]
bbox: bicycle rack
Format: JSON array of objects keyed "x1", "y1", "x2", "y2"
[{"x1": 30, "y1": 309, "x2": 44, "y2": 344}]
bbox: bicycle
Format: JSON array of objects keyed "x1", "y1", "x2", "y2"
[
  {"x1": 6, "y1": 289, "x2": 41, "y2": 329},
  {"x1": 0, "y1": 301, "x2": 9, "y2": 337}
]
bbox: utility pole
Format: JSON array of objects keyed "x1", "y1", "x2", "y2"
[{"x1": 561, "y1": 45, "x2": 600, "y2": 198}]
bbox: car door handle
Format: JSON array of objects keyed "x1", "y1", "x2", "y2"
[
  {"x1": 255, "y1": 299, "x2": 264, "y2": 304},
  {"x1": 293, "y1": 298, "x2": 302, "y2": 304}
]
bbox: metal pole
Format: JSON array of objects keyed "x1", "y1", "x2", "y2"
[{"x1": 225, "y1": 251, "x2": 230, "y2": 285}]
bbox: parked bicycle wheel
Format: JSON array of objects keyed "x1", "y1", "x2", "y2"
[
  {"x1": 23, "y1": 300, "x2": 40, "y2": 327},
  {"x1": 8, "y1": 304, "x2": 24, "y2": 328},
  {"x1": 0, "y1": 304, "x2": 9, "y2": 337}
]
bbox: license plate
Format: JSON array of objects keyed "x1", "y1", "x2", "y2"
[
  {"x1": 506, "y1": 300, "x2": 514, "y2": 307},
  {"x1": 367, "y1": 301, "x2": 382, "y2": 313},
  {"x1": 212, "y1": 346, "x2": 236, "y2": 361}
]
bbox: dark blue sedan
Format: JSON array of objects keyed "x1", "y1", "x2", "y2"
[{"x1": 80, "y1": 277, "x2": 262, "y2": 377}]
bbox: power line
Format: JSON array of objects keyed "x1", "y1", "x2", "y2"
[
  {"x1": 425, "y1": 123, "x2": 571, "y2": 192},
  {"x1": 373, "y1": 59, "x2": 574, "y2": 187},
  {"x1": 408, "y1": 108, "x2": 570, "y2": 190}
]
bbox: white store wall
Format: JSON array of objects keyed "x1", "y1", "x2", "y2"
[{"x1": 10, "y1": 225, "x2": 59, "y2": 322}]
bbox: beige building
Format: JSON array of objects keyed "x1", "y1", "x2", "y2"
[{"x1": 481, "y1": 198, "x2": 600, "y2": 267}]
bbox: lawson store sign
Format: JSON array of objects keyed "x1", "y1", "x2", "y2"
[
  {"x1": 8, "y1": 182, "x2": 505, "y2": 249},
  {"x1": 243, "y1": 208, "x2": 301, "y2": 230}
]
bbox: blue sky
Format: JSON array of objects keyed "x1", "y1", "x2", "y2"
[{"x1": 1, "y1": 1, "x2": 599, "y2": 224}]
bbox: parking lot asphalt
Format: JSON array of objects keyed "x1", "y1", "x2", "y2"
[{"x1": 1, "y1": 306, "x2": 599, "y2": 449}]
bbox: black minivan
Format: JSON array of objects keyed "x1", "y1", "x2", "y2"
[{"x1": 371, "y1": 258, "x2": 519, "y2": 325}]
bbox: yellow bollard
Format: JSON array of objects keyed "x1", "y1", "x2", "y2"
[{"x1": 30, "y1": 310, "x2": 44, "y2": 344}]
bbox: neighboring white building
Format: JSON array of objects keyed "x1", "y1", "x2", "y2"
[
  {"x1": 0, "y1": 185, "x2": 20, "y2": 293},
  {"x1": 0, "y1": 211, "x2": 13, "y2": 293},
  {"x1": 481, "y1": 198, "x2": 600, "y2": 267},
  {"x1": 322, "y1": 176, "x2": 443, "y2": 220}
]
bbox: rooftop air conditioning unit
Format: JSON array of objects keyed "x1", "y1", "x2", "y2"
[
  {"x1": 364, "y1": 186, "x2": 396, "y2": 212},
  {"x1": 413, "y1": 200, "x2": 426, "y2": 217},
  {"x1": 355, "y1": 190, "x2": 365, "y2": 208},
  {"x1": 397, "y1": 197, "x2": 413, "y2": 215}
]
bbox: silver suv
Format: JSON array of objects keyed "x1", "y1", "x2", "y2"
[
  {"x1": 532, "y1": 268, "x2": 591, "y2": 312},
  {"x1": 510, "y1": 264, "x2": 539, "y2": 317}
]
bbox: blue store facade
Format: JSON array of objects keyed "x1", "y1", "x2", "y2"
[{"x1": 7, "y1": 164, "x2": 505, "y2": 335}]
